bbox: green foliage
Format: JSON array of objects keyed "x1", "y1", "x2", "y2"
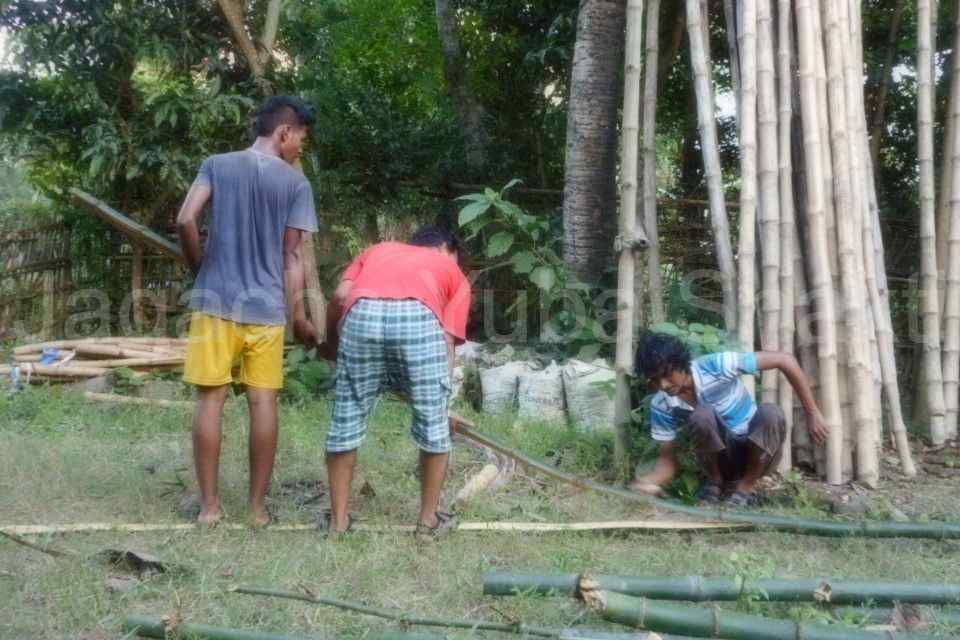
[
  {"x1": 282, "y1": 347, "x2": 335, "y2": 405},
  {"x1": 647, "y1": 319, "x2": 742, "y2": 357}
]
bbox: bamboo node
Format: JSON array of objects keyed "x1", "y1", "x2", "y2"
[
  {"x1": 614, "y1": 234, "x2": 648, "y2": 252},
  {"x1": 813, "y1": 581, "x2": 832, "y2": 603}
]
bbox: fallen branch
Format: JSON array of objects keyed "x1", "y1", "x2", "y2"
[
  {"x1": 448, "y1": 413, "x2": 960, "y2": 540},
  {"x1": 83, "y1": 392, "x2": 192, "y2": 409},
  {"x1": 0, "y1": 529, "x2": 72, "y2": 559},
  {"x1": 483, "y1": 573, "x2": 960, "y2": 605}
]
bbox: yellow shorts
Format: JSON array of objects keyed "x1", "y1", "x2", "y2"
[{"x1": 183, "y1": 312, "x2": 285, "y2": 389}]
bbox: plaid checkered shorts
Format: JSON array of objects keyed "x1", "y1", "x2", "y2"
[{"x1": 326, "y1": 298, "x2": 452, "y2": 453}]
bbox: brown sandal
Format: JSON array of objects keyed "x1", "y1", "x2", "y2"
[{"x1": 414, "y1": 511, "x2": 457, "y2": 542}]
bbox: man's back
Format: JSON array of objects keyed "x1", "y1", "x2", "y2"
[{"x1": 190, "y1": 150, "x2": 317, "y2": 325}]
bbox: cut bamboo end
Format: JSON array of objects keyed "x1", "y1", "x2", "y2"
[{"x1": 579, "y1": 577, "x2": 607, "y2": 612}]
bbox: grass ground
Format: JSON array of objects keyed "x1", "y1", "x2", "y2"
[{"x1": 1, "y1": 385, "x2": 960, "y2": 639}]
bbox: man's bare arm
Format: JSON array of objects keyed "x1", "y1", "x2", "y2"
[
  {"x1": 755, "y1": 351, "x2": 829, "y2": 445},
  {"x1": 630, "y1": 441, "x2": 678, "y2": 494},
  {"x1": 283, "y1": 227, "x2": 316, "y2": 346},
  {"x1": 175, "y1": 183, "x2": 212, "y2": 276}
]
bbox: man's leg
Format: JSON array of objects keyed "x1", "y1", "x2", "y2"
[
  {"x1": 418, "y1": 450, "x2": 449, "y2": 528},
  {"x1": 688, "y1": 405, "x2": 726, "y2": 485},
  {"x1": 245, "y1": 386, "x2": 278, "y2": 526},
  {"x1": 737, "y1": 403, "x2": 787, "y2": 494},
  {"x1": 192, "y1": 384, "x2": 230, "y2": 524},
  {"x1": 326, "y1": 449, "x2": 357, "y2": 532}
]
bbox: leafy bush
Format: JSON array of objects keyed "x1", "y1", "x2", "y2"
[{"x1": 281, "y1": 347, "x2": 335, "y2": 405}]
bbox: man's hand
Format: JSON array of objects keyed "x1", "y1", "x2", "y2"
[
  {"x1": 315, "y1": 339, "x2": 338, "y2": 362},
  {"x1": 806, "y1": 409, "x2": 829, "y2": 446},
  {"x1": 293, "y1": 317, "x2": 318, "y2": 348},
  {"x1": 627, "y1": 475, "x2": 665, "y2": 497}
]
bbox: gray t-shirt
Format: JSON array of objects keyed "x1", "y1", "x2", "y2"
[{"x1": 188, "y1": 149, "x2": 319, "y2": 325}]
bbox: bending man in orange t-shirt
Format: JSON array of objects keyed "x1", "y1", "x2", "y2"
[{"x1": 321, "y1": 226, "x2": 471, "y2": 539}]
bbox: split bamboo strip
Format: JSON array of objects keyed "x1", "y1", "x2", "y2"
[
  {"x1": 686, "y1": 0, "x2": 737, "y2": 330},
  {"x1": 642, "y1": 0, "x2": 663, "y2": 323},
  {"x1": 613, "y1": 0, "x2": 646, "y2": 472},
  {"x1": 942, "y1": 0, "x2": 960, "y2": 442},
  {"x1": 482, "y1": 573, "x2": 960, "y2": 605},
  {"x1": 737, "y1": 0, "x2": 759, "y2": 392},
  {"x1": 449, "y1": 414, "x2": 960, "y2": 538},
  {"x1": 918, "y1": 0, "x2": 948, "y2": 445},
  {"x1": 756, "y1": 0, "x2": 780, "y2": 405},
  {"x1": 823, "y1": 0, "x2": 878, "y2": 487},
  {"x1": 580, "y1": 587, "x2": 940, "y2": 640},
  {"x1": 122, "y1": 616, "x2": 320, "y2": 640},
  {"x1": 0, "y1": 520, "x2": 744, "y2": 536},
  {"x1": 776, "y1": 0, "x2": 796, "y2": 472},
  {"x1": 794, "y1": 0, "x2": 844, "y2": 484},
  {"x1": 83, "y1": 392, "x2": 191, "y2": 409}
]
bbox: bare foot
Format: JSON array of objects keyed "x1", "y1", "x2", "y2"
[
  {"x1": 247, "y1": 506, "x2": 272, "y2": 529},
  {"x1": 197, "y1": 508, "x2": 223, "y2": 528}
]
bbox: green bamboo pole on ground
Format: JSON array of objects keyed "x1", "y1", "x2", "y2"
[
  {"x1": 450, "y1": 415, "x2": 960, "y2": 539},
  {"x1": 122, "y1": 616, "x2": 319, "y2": 640},
  {"x1": 831, "y1": 606, "x2": 960, "y2": 626},
  {"x1": 579, "y1": 586, "x2": 943, "y2": 640},
  {"x1": 482, "y1": 573, "x2": 960, "y2": 605}
]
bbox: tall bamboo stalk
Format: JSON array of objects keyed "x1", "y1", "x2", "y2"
[
  {"x1": 614, "y1": 0, "x2": 646, "y2": 473},
  {"x1": 723, "y1": 0, "x2": 741, "y2": 127},
  {"x1": 776, "y1": 0, "x2": 796, "y2": 472},
  {"x1": 943, "y1": 1, "x2": 960, "y2": 442},
  {"x1": 938, "y1": 36, "x2": 960, "y2": 317},
  {"x1": 642, "y1": 0, "x2": 663, "y2": 323},
  {"x1": 757, "y1": 0, "x2": 780, "y2": 404},
  {"x1": 918, "y1": 0, "x2": 948, "y2": 445},
  {"x1": 795, "y1": 0, "x2": 844, "y2": 484},
  {"x1": 686, "y1": 0, "x2": 737, "y2": 330},
  {"x1": 737, "y1": 0, "x2": 758, "y2": 394}
]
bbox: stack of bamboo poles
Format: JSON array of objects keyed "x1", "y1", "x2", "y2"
[
  {"x1": 2, "y1": 337, "x2": 187, "y2": 383},
  {"x1": 674, "y1": 0, "x2": 926, "y2": 486}
]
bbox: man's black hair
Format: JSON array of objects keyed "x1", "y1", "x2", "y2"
[
  {"x1": 408, "y1": 225, "x2": 460, "y2": 253},
  {"x1": 636, "y1": 331, "x2": 692, "y2": 380},
  {"x1": 253, "y1": 96, "x2": 315, "y2": 137}
]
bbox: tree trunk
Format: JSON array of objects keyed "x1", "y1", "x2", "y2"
[
  {"x1": 918, "y1": 0, "x2": 948, "y2": 445},
  {"x1": 614, "y1": 0, "x2": 646, "y2": 475},
  {"x1": 795, "y1": 0, "x2": 844, "y2": 484},
  {"x1": 867, "y1": 0, "x2": 907, "y2": 169},
  {"x1": 642, "y1": 0, "x2": 663, "y2": 324},
  {"x1": 217, "y1": 0, "x2": 268, "y2": 90},
  {"x1": 562, "y1": 0, "x2": 626, "y2": 283},
  {"x1": 435, "y1": 0, "x2": 491, "y2": 175}
]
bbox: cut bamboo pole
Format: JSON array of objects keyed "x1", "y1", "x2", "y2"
[
  {"x1": 579, "y1": 586, "x2": 939, "y2": 640},
  {"x1": 122, "y1": 616, "x2": 321, "y2": 640},
  {"x1": 83, "y1": 392, "x2": 191, "y2": 409},
  {"x1": 13, "y1": 337, "x2": 186, "y2": 355},
  {"x1": 69, "y1": 357, "x2": 183, "y2": 369},
  {"x1": 823, "y1": 0, "x2": 878, "y2": 487},
  {"x1": 942, "y1": 1, "x2": 960, "y2": 442},
  {"x1": 918, "y1": 0, "x2": 948, "y2": 446},
  {"x1": 73, "y1": 344, "x2": 169, "y2": 360},
  {"x1": 686, "y1": 0, "x2": 737, "y2": 330},
  {"x1": 642, "y1": 0, "x2": 663, "y2": 323},
  {"x1": 756, "y1": 0, "x2": 780, "y2": 405},
  {"x1": 794, "y1": 0, "x2": 844, "y2": 484},
  {"x1": 483, "y1": 573, "x2": 960, "y2": 605},
  {"x1": 776, "y1": 0, "x2": 796, "y2": 473},
  {"x1": 613, "y1": 0, "x2": 646, "y2": 474},
  {"x1": 0, "y1": 364, "x2": 109, "y2": 378},
  {"x1": 737, "y1": 0, "x2": 759, "y2": 393}
]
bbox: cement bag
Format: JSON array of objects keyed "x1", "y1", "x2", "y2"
[
  {"x1": 517, "y1": 361, "x2": 565, "y2": 422},
  {"x1": 562, "y1": 359, "x2": 615, "y2": 430},
  {"x1": 480, "y1": 361, "x2": 528, "y2": 413}
]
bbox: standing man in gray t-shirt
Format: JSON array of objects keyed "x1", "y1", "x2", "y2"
[{"x1": 176, "y1": 96, "x2": 319, "y2": 527}]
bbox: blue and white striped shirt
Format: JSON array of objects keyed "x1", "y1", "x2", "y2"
[{"x1": 649, "y1": 352, "x2": 758, "y2": 442}]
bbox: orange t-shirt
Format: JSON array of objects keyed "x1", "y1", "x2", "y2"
[{"x1": 341, "y1": 242, "x2": 472, "y2": 342}]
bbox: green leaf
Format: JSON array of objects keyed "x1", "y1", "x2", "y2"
[
  {"x1": 484, "y1": 187, "x2": 497, "y2": 200},
  {"x1": 530, "y1": 266, "x2": 556, "y2": 292},
  {"x1": 651, "y1": 322, "x2": 681, "y2": 336},
  {"x1": 511, "y1": 251, "x2": 536, "y2": 274},
  {"x1": 577, "y1": 343, "x2": 603, "y2": 361},
  {"x1": 493, "y1": 199, "x2": 524, "y2": 218},
  {"x1": 500, "y1": 178, "x2": 523, "y2": 194},
  {"x1": 486, "y1": 231, "x2": 515, "y2": 258},
  {"x1": 689, "y1": 323, "x2": 707, "y2": 333},
  {"x1": 455, "y1": 192, "x2": 489, "y2": 202},
  {"x1": 458, "y1": 201, "x2": 491, "y2": 226}
]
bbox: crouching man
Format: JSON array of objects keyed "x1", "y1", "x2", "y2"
[
  {"x1": 321, "y1": 226, "x2": 471, "y2": 539},
  {"x1": 628, "y1": 332, "x2": 829, "y2": 507}
]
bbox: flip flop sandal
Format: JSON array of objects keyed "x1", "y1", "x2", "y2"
[
  {"x1": 694, "y1": 480, "x2": 724, "y2": 504},
  {"x1": 414, "y1": 511, "x2": 457, "y2": 543},
  {"x1": 318, "y1": 508, "x2": 353, "y2": 539},
  {"x1": 724, "y1": 490, "x2": 757, "y2": 509}
]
